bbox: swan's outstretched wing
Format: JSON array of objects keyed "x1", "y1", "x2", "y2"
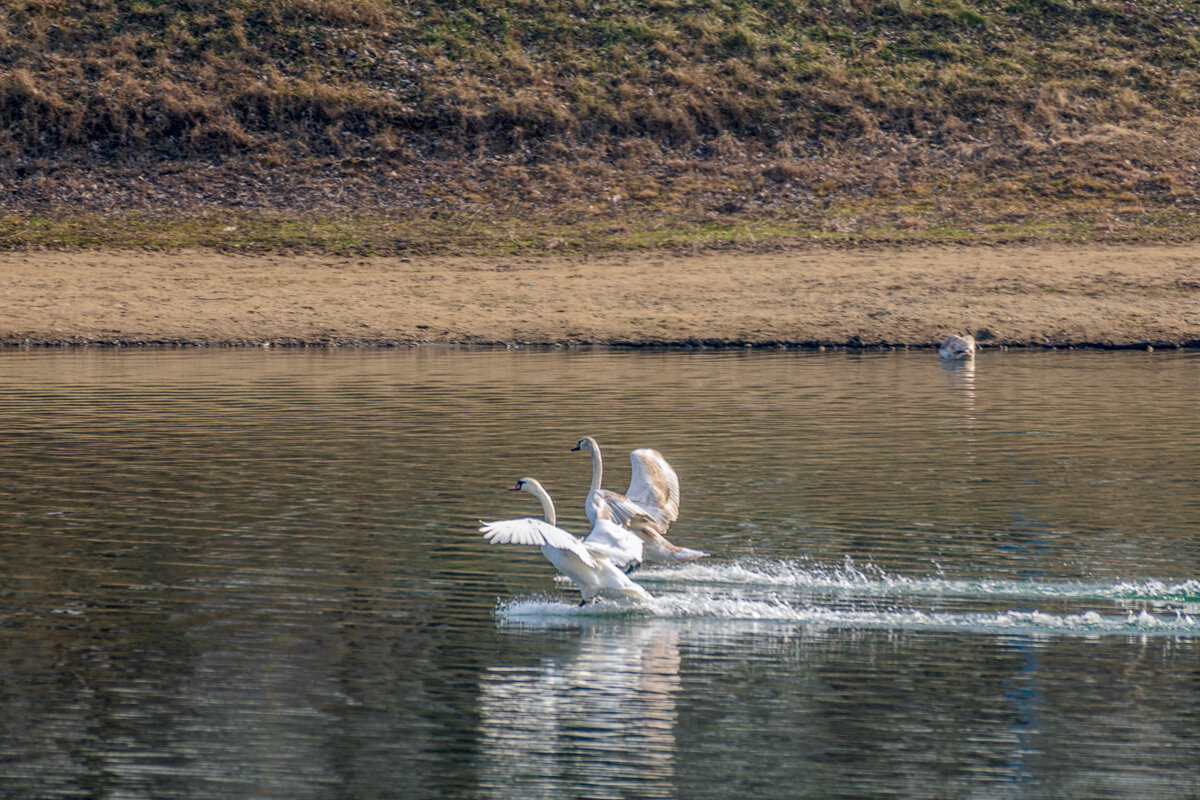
[
  {"x1": 591, "y1": 488, "x2": 654, "y2": 530},
  {"x1": 480, "y1": 518, "x2": 597, "y2": 568},
  {"x1": 625, "y1": 448, "x2": 680, "y2": 529},
  {"x1": 583, "y1": 517, "x2": 644, "y2": 572}
]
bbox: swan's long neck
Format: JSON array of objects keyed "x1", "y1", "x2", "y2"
[
  {"x1": 588, "y1": 442, "x2": 604, "y2": 494},
  {"x1": 525, "y1": 480, "x2": 557, "y2": 527}
]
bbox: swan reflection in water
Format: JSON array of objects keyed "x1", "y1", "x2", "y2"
[
  {"x1": 477, "y1": 621, "x2": 681, "y2": 799},
  {"x1": 941, "y1": 353, "x2": 977, "y2": 473},
  {"x1": 941, "y1": 356, "x2": 976, "y2": 406}
]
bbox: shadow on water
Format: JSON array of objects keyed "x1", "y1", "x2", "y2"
[{"x1": 0, "y1": 348, "x2": 1198, "y2": 798}]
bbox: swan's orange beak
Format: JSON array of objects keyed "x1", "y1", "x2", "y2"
[{"x1": 507, "y1": 482, "x2": 523, "y2": 491}]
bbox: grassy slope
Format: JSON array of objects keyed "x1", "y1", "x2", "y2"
[{"x1": 1, "y1": 0, "x2": 1199, "y2": 253}]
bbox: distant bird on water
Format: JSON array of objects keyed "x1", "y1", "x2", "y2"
[{"x1": 938, "y1": 334, "x2": 976, "y2": 360}]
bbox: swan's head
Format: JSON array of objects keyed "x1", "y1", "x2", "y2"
[
  {"x1": 571, "y1": 436, "x2": 598, "y2": 453},
  {"x1": 508, "y1": 477, "x2": 542, "y2": 495}
]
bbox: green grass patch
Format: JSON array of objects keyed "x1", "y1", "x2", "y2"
[{"x1": 4, "y1": 199, "x2": 1198, "y2": 258}]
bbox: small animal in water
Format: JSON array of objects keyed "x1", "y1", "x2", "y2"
[{"x1": 938, "y1": 334, "x2": 976, "y2": 360}]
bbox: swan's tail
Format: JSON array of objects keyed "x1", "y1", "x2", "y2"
[
  {"x1": 624, "y1": 584, "x2": 653, "y2": 602},
  {"x1": 672, "y1": 546, "x2": 708, "y2": 561},
  {"x1": 600, "y1": 582, "x2": 652, "y2": 602}
]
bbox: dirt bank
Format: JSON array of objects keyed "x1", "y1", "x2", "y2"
[{"x1": 1, "y1": 244, "x2": 1197, "y2": 348}]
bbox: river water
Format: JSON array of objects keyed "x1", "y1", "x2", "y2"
[{"x1": 0, "y1": 348, "x2": 1198, "y2": 799}]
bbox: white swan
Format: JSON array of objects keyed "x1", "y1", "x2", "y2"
[
  {"x1": 582, "y1": 515, "x2": 647, "y2": 574},
  {"x1": 938, "y1": 334, "x2": 976, "y2": 360},
  {"x1": 572, "y1": 436, "x2": 707, "y2": 563},
  {"x1": 480, "y1": 477, "x2": 651, "y2": 603}
]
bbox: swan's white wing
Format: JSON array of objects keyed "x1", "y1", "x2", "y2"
[
  {"x1": 625, "y1": 448, "x2": 680, "y2": 528},
  {"x1": 583, "y1": 518, "x2": 644, "y2": 571},
  {"x1": 480, "y1": 518, "x2": 598, "y2": 567},
  {"x1": 592, "y1": 488, "x2": 654, "y2": 530}
]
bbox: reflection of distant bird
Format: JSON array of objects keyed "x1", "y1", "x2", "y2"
[
  {"x1": 938, "y1": 334, "x2": 976, "y2": 360},
  {"x1": 571, "y1": 436, "x2": 707, "y2": 563},
  {"x1": 480, "y1": 477, "x2": 651, "y2": 603}
]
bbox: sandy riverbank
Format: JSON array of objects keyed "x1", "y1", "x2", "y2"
[{"x1": 1, "y1": 243, "x2": 1197, "y2": 348}]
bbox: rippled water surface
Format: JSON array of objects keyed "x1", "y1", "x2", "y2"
[{"x1": 1, "y1": 348, "x2": 1198, "y2": 799}]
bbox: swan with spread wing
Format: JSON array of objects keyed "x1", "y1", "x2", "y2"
[
  {"x1": 480, "y1": 477, "x2": 651, "y2": 603},
  {"x1": 572, "y1": 436, "x2": 707, "y2": 563}
]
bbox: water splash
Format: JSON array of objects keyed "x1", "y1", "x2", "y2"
[
  {"x1": 522, "y1": 558, "x2": 1200, "y2": 636},
  {"x1": 633, "y1": 559, "x2": 1200, "y2": 604},
  {"x1": 495, "y1": 593, "x2": 1200, "y2": 635}
]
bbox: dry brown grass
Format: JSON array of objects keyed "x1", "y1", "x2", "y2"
[{"x1": 0, "y1": 0, "x2": 1198, "y2": 248}]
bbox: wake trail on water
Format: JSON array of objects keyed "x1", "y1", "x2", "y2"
[
  {"x1": 634, "y1": 558, "x2": 1200, "y2": 603},
  {"x1": 496, "y1": 593, "x2": 1200, "y2": 634},
  {"x1": 503, "y1": 557, "x2": 1200, "y2": 635}
]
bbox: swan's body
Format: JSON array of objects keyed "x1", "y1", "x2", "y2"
[
  {"x1": 572, "y1": 437, "x2": 707, "y2": 563},
  {"x1": 939, "y1": 334, "x2": 976, "y2": 360},
  {"x1": 480, "y1": 478, "x2": 651, "y2": 603},
  {"x1": 582, "y1": 516, "x2": 645, "y2": 573}
]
